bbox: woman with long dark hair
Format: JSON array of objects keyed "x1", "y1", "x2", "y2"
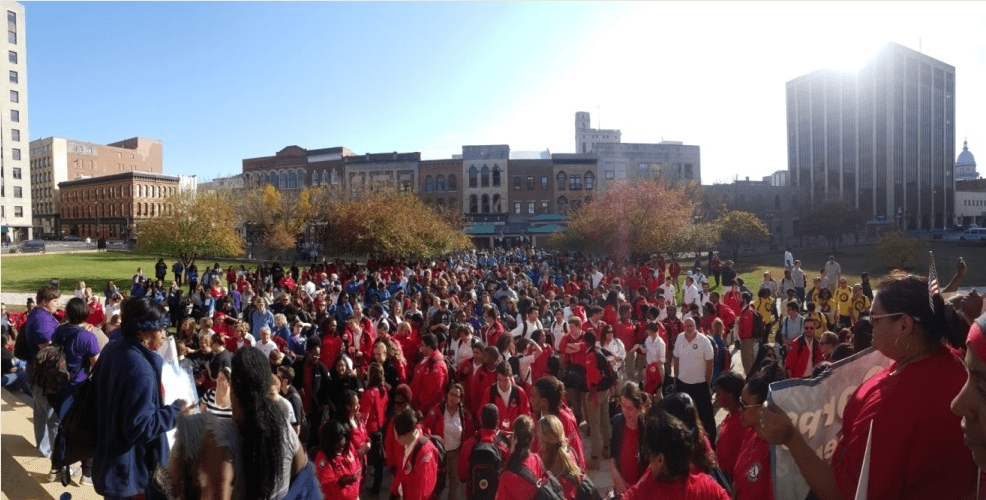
[
  {"x1": 495, "y1": 415, "x2": 544, "y2": 500},
  {"x1": 657, "y1": 392, "x2": 717, "y2": 474},
  {"x1": 313, "y1": 420, "x2": 360, "y2": 500},
  {"x1": 609, "y1": 382, "x2": 649, "y2": 494}
]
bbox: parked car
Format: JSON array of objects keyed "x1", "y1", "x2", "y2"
[
  {"x1": 959, "y1": 227, "x2": 986, "y2": 241},
  {"x1": 18, "y1": 239, "x2": 46, "y2": 253},
  {"x1": 61, "y1": 235, "x2": 83, "y2": 241}
]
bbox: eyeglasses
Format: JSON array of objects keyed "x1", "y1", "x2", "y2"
[
  {"x1": 870, "y1": 312, "x2": 907, "y2": 322},
  {"x1": 741, "y1": 400, "x2": 762, "y2": 410}
]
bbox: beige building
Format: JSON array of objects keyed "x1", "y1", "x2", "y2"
[
  {"x1": 345, "y1": 152, "x2": 419, "y2": 196},
  {"x1": 462, "y1": 145, "x2": 509, "y2": 215},
  {"x1": 29, "y1": 136, "x2": 163, "y2": 237},
  {"x1": 575, "y1": 111, "x2": 621, "y2": 155},
  {"x1": 0, "y1": 1, "x2": 29, "y2": 243}
]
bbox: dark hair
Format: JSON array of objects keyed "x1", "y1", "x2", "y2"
[
  {"x1": 546, "y1": 355, "x2": 562, "y2": 377},
  {"x1": 421, "y1": 333, "x2": 438, "y2": 350},
  {"x1": 852, "y1": 317, "x2": 873, "y2": 351},
  {"x1": 496, "y1": 361, "x2": 513, "y2": 378},
  {"x1": 831, "y1": 343, "x2": 854, "y2": 362},
  {"x1": 746, "y1": 360, "x2": 786, "y2": 405},
  {"x1": 741, "y1": 291, "x2": 753, "y2": 305},
  {"x1": 393, "y1": 408, "x2": 419, "y2": 436},
  {"x1": 643, "y1": 411, "x2": 694, "y2": 480},
  {"x1": 320, "y1": 419, "x2": 349, "y2": 460},
  {"x1": 506, "y1": 415, "x2": 535, "y2": 470},
  {"x1": 306, "y1": 335, "x2": 322, "y2": 353},
  {"x1": 65, "y1": 297, "x2": 90, "y2": 325},
  {"x1": 36, "y1": 284, "x2": 60, "y2": 304},
  {"x1": 620, "y1": 381, "x2": 649, "y2": 409},
  {"x1": 713, "y1": 371, "x2": 744, "y2": 402},
  {"x1": 230, "y1": 347, "x2": 288, "y2": 499},
  {"x1": 584, "y1": 330, "x2": 597, "y2": 347},
  {"x1": 276, "y1": 365, "x2": 295, "y2": 384},
  {"x1": 657, "y1": 393, "x2": 716, "y2": 472},
  {"x1": 533, "y1": 375, "x2": 564, "y2": 414},
  {"x1": 480, "y1": 403, "x2": 500, "y2": 430},
  {"x1": 877, "y1": 272, "x2": 966, "y2": 349},
  {"x1": 121, "y1": 297, "x2": 168, "y2": 339}
]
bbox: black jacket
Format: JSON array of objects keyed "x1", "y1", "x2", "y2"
[{"x1": 292, "y1": 358, "x2": 331, "y2": 415}]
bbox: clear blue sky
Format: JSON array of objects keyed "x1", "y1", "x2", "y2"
[{"x1": 25, "y1": 2, "x2": 986, "y2": 183}]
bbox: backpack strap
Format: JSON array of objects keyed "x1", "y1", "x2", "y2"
[{"x1": 508, "y1": 457, "x2": 541, "y2": 486}]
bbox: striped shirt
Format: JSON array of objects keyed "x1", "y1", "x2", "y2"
[{"x1": 203, "y1": 388, "x2": 232, "y2": 418}]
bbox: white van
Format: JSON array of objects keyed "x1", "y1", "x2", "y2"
[{"x1": 960, "y1": 228, "x2": 986, "y2": 241}]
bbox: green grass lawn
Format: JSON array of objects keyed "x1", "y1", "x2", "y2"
[{"x1": 1, "y1": 252, "x2": 244, "y2": 297}]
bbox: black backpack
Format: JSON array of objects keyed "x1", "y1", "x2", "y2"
[
  {"x1": 468, "y1": 440, "x2": 502, "y2": 500},
  {"x1": 509, "y1": 459, "x2": 566, "y2": 500},
  {"x1": 13, "y1": 325, "x2": 31, "y2": 362},
  {"x1": 411, "y1": 434, "x2": 448, "y2": 500},
  {"x1": 594, "y1": 348, "x2": 618, "y2": 392},
  {"x1": 560, "y1": 471, "x2": 603, "y2": 500}
]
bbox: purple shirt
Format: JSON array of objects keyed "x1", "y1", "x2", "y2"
[
  {"x1": 24, "y1": 307, "x2": 59, "y2": 364},
  {"x1": 51, "y1": 324, "x2": 100, "y2": 384}
]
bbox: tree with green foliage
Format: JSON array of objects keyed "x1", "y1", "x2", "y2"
[
  {"x1": 716, "y1": 210, "x2": 770, "y2": 262},
  {"x1": 877, "y1": 231, "x2": 926, "y2": 270},
  {"x1": 804, "y1": 201, "x2": 867, "y2": 254},
  {"x1": 136, "y1": 191, "x2": 244, "y2": 268}
]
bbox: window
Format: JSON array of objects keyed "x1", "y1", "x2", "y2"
[
  {"x1": 9, "y1": 89, "x2": 16, "y2": 102},
  {"x1": 557, "y1": 196, "x2": 568, "y2": 213},
  {"x1": 448, "y1": 174, "x2": 457, "y2": 190},
  {"x1": 10, "y1": 109, "x2": 17, "y2": 122},
  {"x1": 469, "y1": 167, "x2": 478, "y2": 188},
  {"x1": 481, "y1": 166, "x2": 490, "y2": 187},
  {"x1": 492, "y1": 194, "x2": 502, "y2": 213},
  {"x1": 584, "y1": 172, "x2": 594, "y2": 190},
  {"x1": 582, "y1": 142, "x2": 587, "y2": 154},
  {"x1": 7, "y1": 31, "x2": 14, "y2": 44},
  {"x1": 514, "y1": 201, "x2": 522, "y2": 214},
  {"x1": 11, "y1": 148, "x2": 19, "y2": 160},
  {"x1": 469, "y1": 195, "x2": 478, "y2": 214},
  {"x1": 541, "y1": 176, "x2": 548, "y2": 190},
  {"x1": 436, "y1": 175, "x2": 446, "y2": 191},
  {"x1": 330, "y1": 169, "x2": 338, "y2": 184},
  {"x1": 527, "y1": 176, "x2": 535, "y2": 190},
  {"x1": 288, "y1": 170, "x2": 298, "y2": 189},
  {"x1": 269, "y1": 171, "x2": 278, "y2": 187},
  {"x1": 513, "y1": 176, "x2": 521, "y2": 190},
  {"x1": 556, "y1": 171, "x2": 566, "y2": 191},
  {"x1": 280, "y1": 171, "x2": 288, "y2": 189},
  {"x1": 11, "y1": 128, "x2": 18, "y2": 141},
  {"x1": 569, "y1": 174, "x2": 582, "y2": 190},
  {"x1": 8, "y1": 70, "x2": 15, "y2": 83},
  {"x1": 492, "y1": 166, "x2": 501, "y2": 187},
  {"x1": 14, "y1": 206, "x2": 22, "y2": 217},
  {"x1": 322, "y1": 170, "x2": 329, "y2": 185},
  {"x1": 528, "y1": 202, "x2": 535, "y2": 214},
  {"x1": 605, "y1": 170, "x2": 615, "y2": 179},
  {"x1": 481, "y1": 194, "x2": 490, "y2": 213},
  {"x1": 684, "y1": 164, "x2": 694, "y2": 180},
  {"x1": 638, "y1": 163, "x2": 649, "y2": 177},
  {"x1": 13, "y1": 186, "x2": 21, "y2": 197},
  {"x1": 312, "y1": 171, "x2": 318, "y2": 186},
  {"x1": 541, "y1": 201, "x2": 549, "y2": 213},
  {"x1": 7, "y1": 11, "x2": 14, "y2": 24},
  {"x1": 424, "y1": 175, "x2": 434, "y2": 192},
  {"x1": 7, "y1": 51, "x2": 14, "y2": 64},
  {"x1": 12, "y1": 167, "x2": 19, "y2": 178}
]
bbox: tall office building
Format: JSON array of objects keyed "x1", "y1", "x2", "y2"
[
  {"x1": 0, "y1": 1, "x2": 29, "y2": 242},
  {"x1": 787, "y1": 42, "x2": 955, "y2": 230}
]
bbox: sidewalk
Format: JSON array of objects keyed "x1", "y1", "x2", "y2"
[{"x1": 1, "y1": 388, "x2": 98, "y2": 500}]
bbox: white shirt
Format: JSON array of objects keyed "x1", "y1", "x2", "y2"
[
  {"x1": 659, "y1": 285, "x2": 677, "y2": 305},
  {"x1": 683, "y1": 284, "x2": 700, "y2": 308},
  {"x1": 257, "y1": 339, "x2": 277, "y2": 358},
  {"x1": 591, "y1": 271, "x2": 605, "y2": 289},
  {"x1": 443, "y1": 408, "x2": 463, "y2": 451},
  {"x1": 784, "y1": 251, "x2": 794, "y2": 267},
  {"x1": 510, "y1": 319, "x2": 542, "y2": 340},
  {"x1": 550, "y1": 320, "x2": 568, "y2": 351},
  {"x1": 454, "y1": 337, "x2": 474, "y2": 367},
  {"x1": 824, "y1": 261, "x2": 841, "y2": 282},
  {"x1": 518, "y1": 353, "x2": 535, "y2": 384},
  {"x1": 673, "y1": 332, "x2": 714, "y2": 385},
  {"x1": 802, "y1": 337, "x2": 817, "y2": 378},
  {"x1": 303, "y1": 281, "x2": 317, "y2": 297},
  {"x1": 278, "y1": 395, "x2": 296, "y2": 426},
  {"x1": 644, "y1": 335, "x2": 667, "y2": 365},
  {"x1": 604, "y1": 338, "x2": 626, "y2": 374}
]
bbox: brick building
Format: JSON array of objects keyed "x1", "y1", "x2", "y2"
[
  {"x1": 552, "y1": 154, "x2": 598, "y2": 215},
  {"x1": 508, "y1": 158, "x2": 554, "y2": 216},
  {"x1": 29, "y1": 136, "x2": 163, "y2": 237},
  {"x1": 241, "y1": 145, "x2": 351, "y2": 191},
  {"x1": 418, "y1": 159, "x2": 461, "y2": 209},
  {"x1": 58, "y1": 171, "x2": 179, "y2": 239}
]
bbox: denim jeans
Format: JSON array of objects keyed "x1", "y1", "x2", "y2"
[{"x1": 31, "y1": 383, "x2": 59, "y2": 459}]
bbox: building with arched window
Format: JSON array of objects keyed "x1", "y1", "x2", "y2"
[
  {"x1": 462, "y1": 145, "x2": 509, "y2": 216},
  {"x1": 419, "y1": 159, "x2": 460, "y2": 209},
  {"x1": 58, "y1": 171, "x2": 179, "y2": 240}
]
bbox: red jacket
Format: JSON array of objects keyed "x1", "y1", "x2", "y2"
[
  {"x1": 320, "y1": 333, "x2": 344, "y2": 367},
  {"x1": 530, "y1": 346, "x2": 554, "y2": 383},
  {"x1": 458, "y1": 429, "x2": 511, "y2": 484},
  {"x1": 390, "y1": 433, "x2": 440, "y2": 500},
  {"x1": 469, "y1": 366, "x2": 497, "y2": 420},
  {"x1": 495, "y1": 453, "x2": 547, "y2": 500},
  {"x1": 411, "y1": 351, "x2": 449, "y2": 413},
  {"x1": 314, "y1": 449, "x2": 361, "y2": 500},
  {"x1": 785, "y1": 335, "x2": 824, "y2": 378},
  {"x1": 358, "y1": 386, "x2": 388, "y2": 434},
  {"x1": 715, "y1": 303, "x2": 737, "y2": 330},
  {"x1": 737, "y1": 307, "x2": 755, "y2": 341},
  {"x1": 456, "y1": 359, "x2": 481, "y2": 418},
  {"x1": 345, "y1": 317, "x2": 376, "y2": 372},
  {"x1": 422, "y1": 401, "x2": 475, "y2": 448},
  {"x1": 488, "y1": 384, "x2": 532, "y2": 432}
]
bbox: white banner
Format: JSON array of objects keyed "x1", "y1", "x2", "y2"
[{"x1": 767, "y1": 347, "x2": 892, "y2": 500}]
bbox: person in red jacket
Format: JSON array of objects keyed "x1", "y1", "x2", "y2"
[
  {"x1": 391, "y1": 409, "x2": 440, "y2": 500},
  {"x1": 384, "y1": 385, "x2": 413, "y2": 477},
  {"x1": 495, "y1": 415, "x2": 546, "y2": 500},
  {"x1": 471, "y1": 347, "x2": 499, "y2": 420},
  {"x1": 488, "y1": 361, "x2": 532, "y2": 433},
  {"x1": 458, "y1": 403, "x2": 511, "y2": 498},
  {"x1": 530, "y1": 376, "x2": 585, "y2": 468},
  {"x1": 314, "y1": 419, "x2": 361, "y2": 500},
  {"x1": 359, "y1": 362, "x2": 389, "y2": 494},
  {"x1": 456, "y1": 341, "x2": 486, "y2": 421},
  {"x1": 422, "y1": 383, "x2": 474, "y2": 500},
  {"x1": 711, "y1": 371, "x2": 745, "y2": 483},
  {"x1": 736, "y1": 291, "x2": 757, "y2": 375},
  {"x1": 620, "y1": 411, "x2": 730, "y2": 500},
  {"x1": 481, "y1": 308, "x2": 505, "y2": 348},
  {"x1": 784, "y1": 318, "x2": 824, "y2": 378},
  {"x1": 411, "y1": 333, "x2": 449, "y2": 413}
]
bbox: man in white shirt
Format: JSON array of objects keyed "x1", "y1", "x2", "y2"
[
  {"x1": 824, "y1": 256, "x2": 842, "y2": 292},
  {"x1": 659, "y1": 278, "x2": 677, "y2": 307},
  {"x1": 791, "y1": 260, "x2": 806, "y2": 304},
  {"x1": 590, "y1": 266, "x2": 605, "y2": 290},
  {"x1": 682, "y1": 277, "x2": 700, "y2": 311},
  {"x1": 510, "y1": 307, "x2": 543, "y2": 340},
  {"x1": 633, "y1": 322, "x2": 667, "y2": 402},
  {"x1": 778, "y1": 301, "x2": 804, "y2": 361},
  {"x1": 672, "y1": 317, "x2": 717, "y2": 442},
  {"x1": 452, "y1": 324, "x2": 476, "y2": 367},
  {"x1": 784, "y1": 247, "x2": 794, "y2": 269}
]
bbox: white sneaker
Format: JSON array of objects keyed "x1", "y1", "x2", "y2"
[
  {"x1": 80, "y1": 475, "x2": 93, "y2": 486},
  {"x1": 48, "y1": 465, "x2": 81, "y2": 483}
]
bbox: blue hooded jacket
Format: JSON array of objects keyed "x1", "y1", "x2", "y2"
[{"x1": 92, "y1": 338, "x2": 180, "y2": 497}]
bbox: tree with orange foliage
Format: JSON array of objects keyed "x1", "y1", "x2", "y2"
[
  {"x1": 137, "y1": 191, "x2": 244, "y2": 268},
  {"x1": 555, "y1": 180, "x2": 696, "y2": 261}
]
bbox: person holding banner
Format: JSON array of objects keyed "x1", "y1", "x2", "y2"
[{"x1": 761, "y1": 273, "x2": 975, "y2": 500}]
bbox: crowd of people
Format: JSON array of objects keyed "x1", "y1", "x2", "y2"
[{"x1": 2, "y1": 245, "x2": 986, "y2": 500}]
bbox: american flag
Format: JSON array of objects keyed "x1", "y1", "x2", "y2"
[{"x1": 928, "y1": 251, "x2": 939, "y2": 312}]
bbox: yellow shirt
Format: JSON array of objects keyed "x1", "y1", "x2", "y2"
[
  {"x1": 834, "y1": 286, "x2": 853, "y2": 317},
  {"x1": 754, "y1": 297, "x2": 775, "y2": 324},
  {"x1": 850, "y1": 295, "x2": 872, "y2": 323},
  {"x1": 815, "y1": 298, "x2": 836, "y2": 324},
  {"x1": 806, "y1": 311, "x2": 828, "y2": 336}
]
